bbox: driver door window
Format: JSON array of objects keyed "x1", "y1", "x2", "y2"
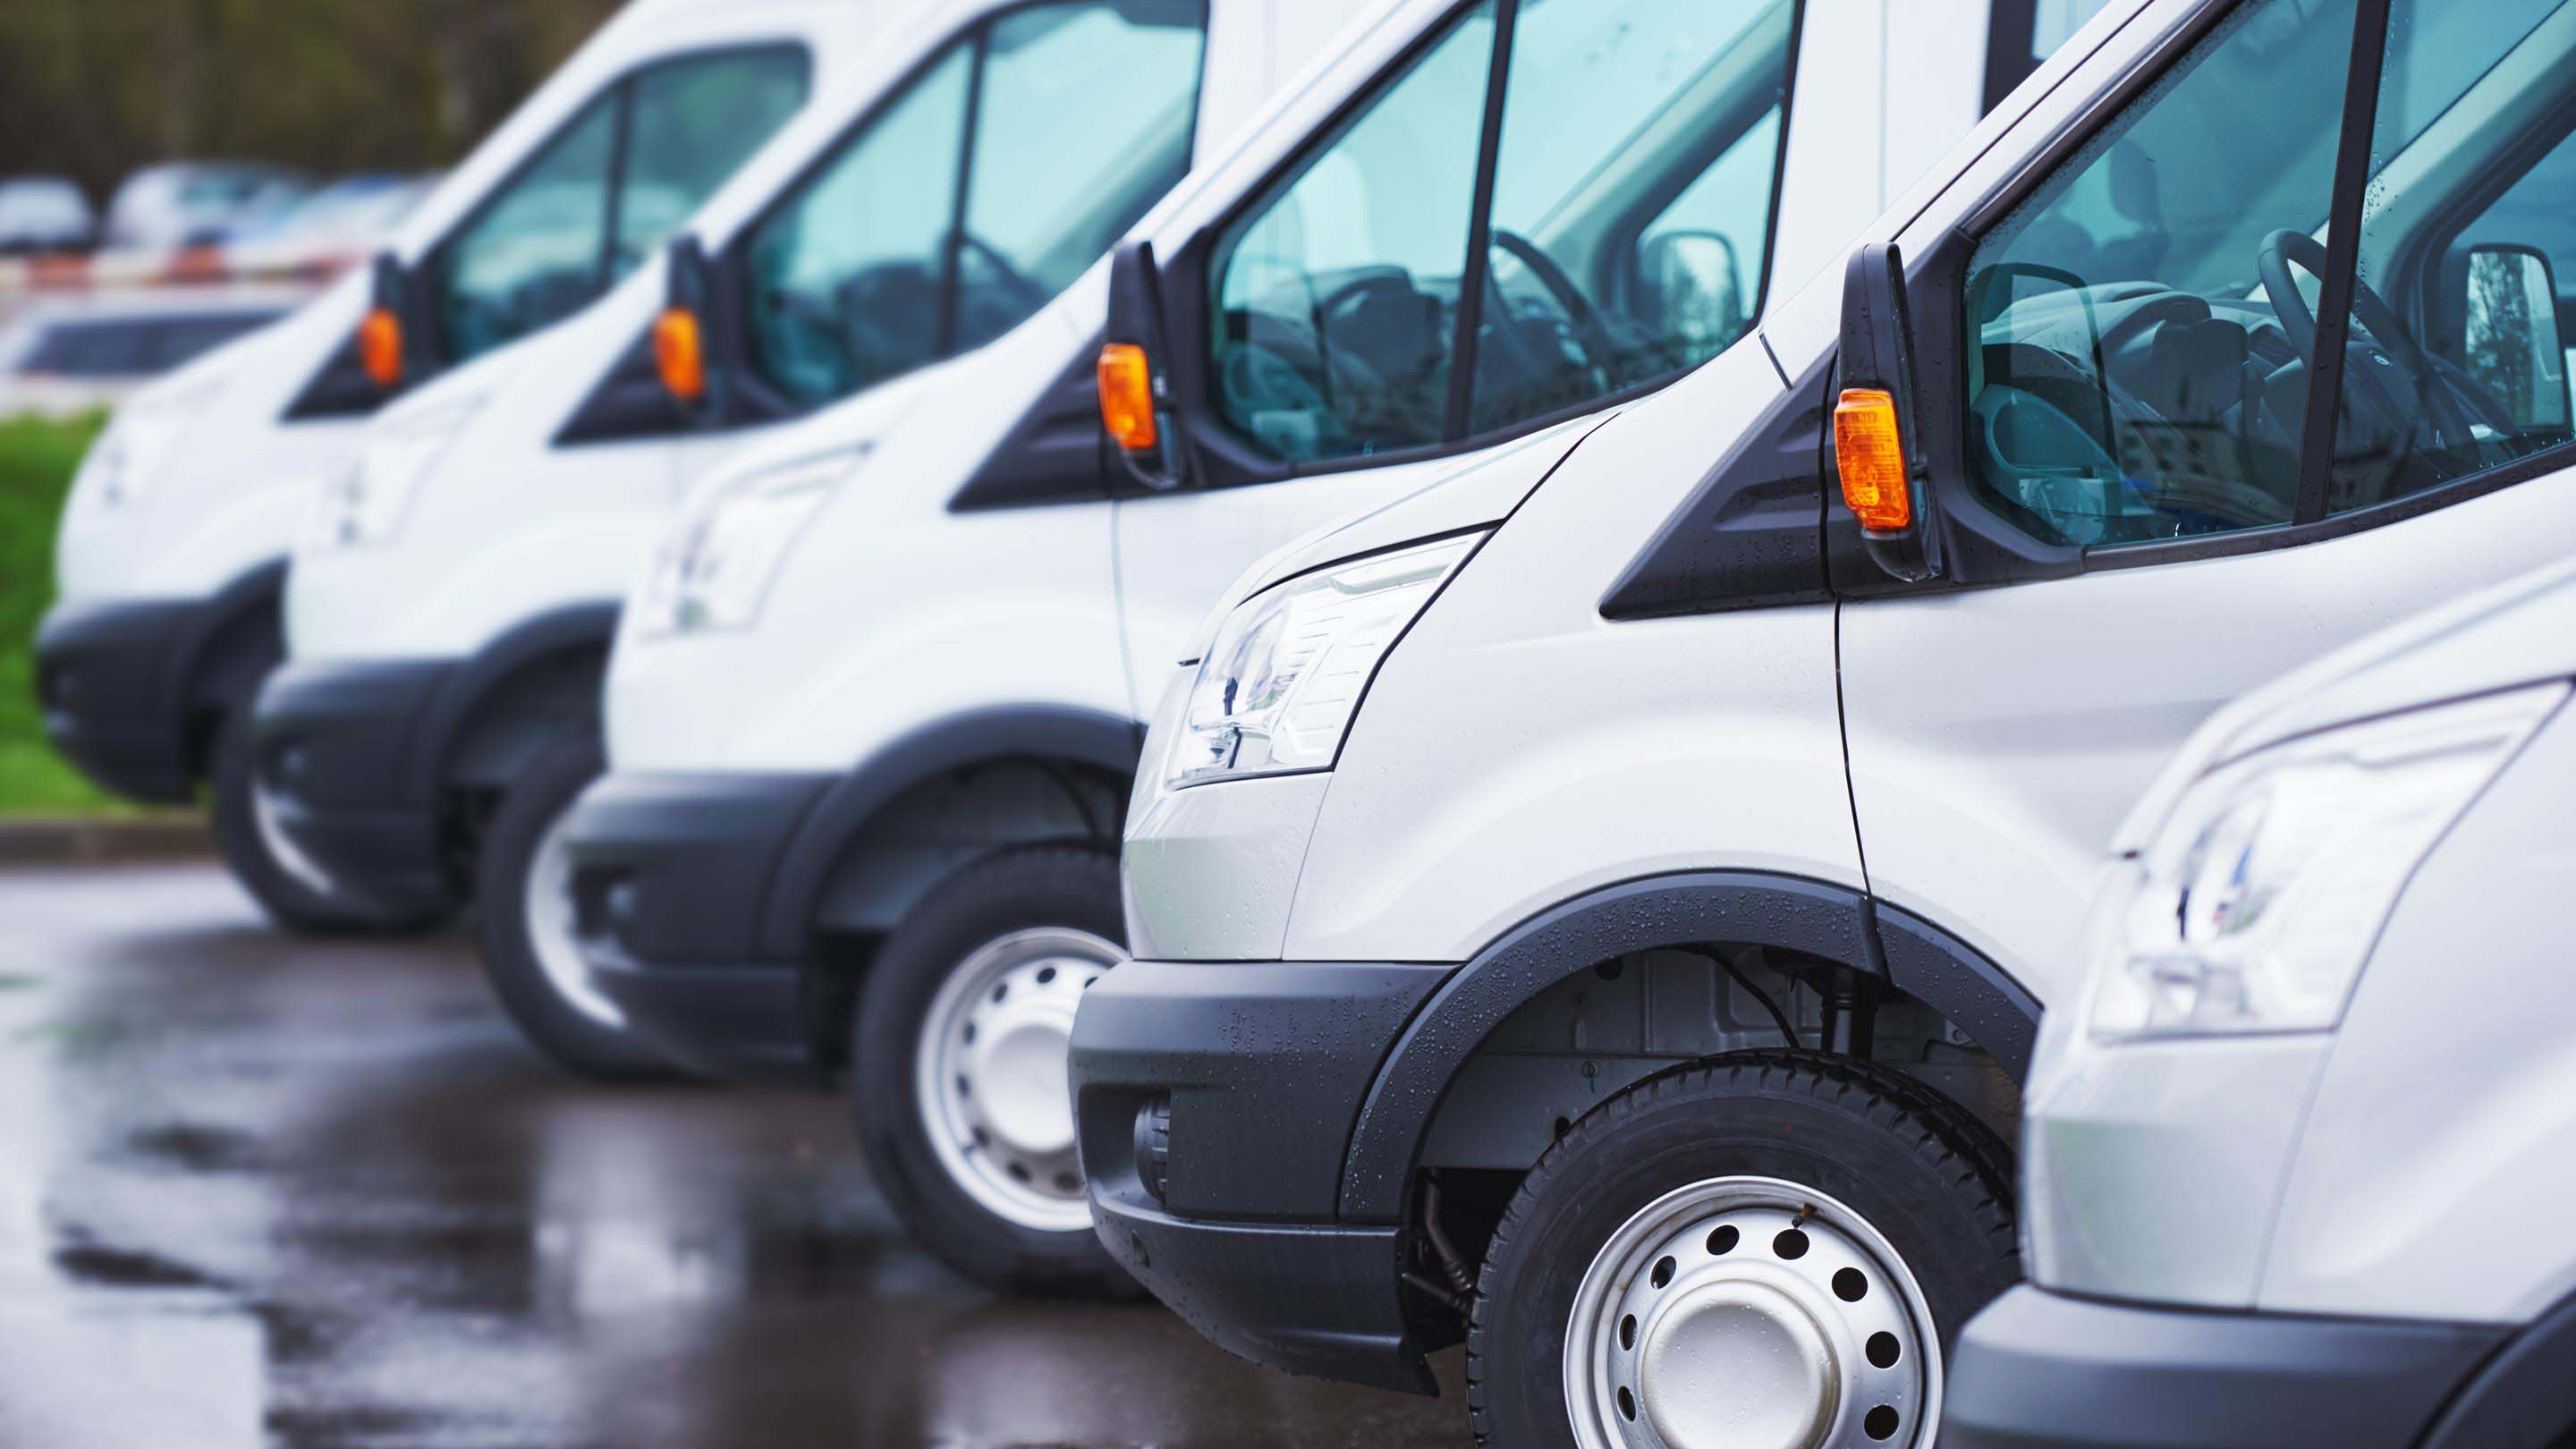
[
  {"x1": 1208, "y1": 0, "x2": 1801, "y2": 469},
  {"x1": 1965, "y1": 0, "x2": 2576, "y2": 549},
  {"x1": 439, "y1": 95, "x2": 619, "y2": 361},
  {"x1": 745, "y1": 1, "x2": 1208, "y2": 410}
]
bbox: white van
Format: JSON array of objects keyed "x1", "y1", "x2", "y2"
[
  {"x1": 555, "y1": 0, "x2": 2092, "y2": 1298},
  {"x1": 250, "y1": 0, "x2": 1361, "y2": 1078},
  {"x1": 1070, "y1": 0, "x2": 2576, "y2": 1441},
  {"x1": 37, "y1": 0, "x2": 883, "y2": 930},
  {"x1": 1945, "y1": 561, "x2": 2576, "y2": 1449}
]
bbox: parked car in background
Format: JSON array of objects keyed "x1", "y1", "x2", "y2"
[
  {"x1": 1068, "y1": 0, "x2": 2576, "y2": 1443},
  {"x1": 103, "y1": 163, "x2": 311, "y2": 250},
  {"x1": 557, "y1": 0, "x2": 2093, "y2": 1309},
  {"x1": 37, "y1": 0, "x2": 884, "y2": 933},
  {"x1": 222, "y1": 174, "x2": 441, "y2": 278},
  {"x1": 1945, "y1": 560, "x2": 2576, "y2": 1449},
  {"x1": 0, "y1": 177, "x2": 95, "y2": 255},
  {"x1": 252, "y1": 0, "x2": 1365, "y2": 1101},
  {"x1": 0, "y1": 290, "x2": 294, "y2": 417}
]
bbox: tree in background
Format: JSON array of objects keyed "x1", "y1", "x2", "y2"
[{"x1": 0, "y1": 0, "x2": 623, "y2": 202}]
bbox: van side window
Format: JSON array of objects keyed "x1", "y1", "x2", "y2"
[
  {"x1": 1208, "y1": 0, "x2": 1801, "y2": 469},
  {"x1": 2321, "y1": 0, "x2": 2575, "y2": 513},
  {"x1": 1964, "y1": 0, "x2": 2576, "y2": 549},
  {"x1": 1210, "y1": 4, "x2": 1497, "y2": 462},
  {"x1": 746, "y1": 1, "x2": 1209, "y2": 410},
  {"x1": 1468, "y1": 0, "x2": 1796, "y2": 435},
  {"x1": 436, "y1": 47, "x2": 810, "y2": 365}
]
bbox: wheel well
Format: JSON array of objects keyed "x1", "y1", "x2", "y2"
[
  {"x1": 431, "y1": 641, "x2": 608, "y2": 893},
  {"x1": 178, "y1": 577, "x2": 288, "y2": 784},
  {"x1": 794, "y1": 753, "x2": 1130, "y2": 1072},
  {"x1": 1402, "y1": 942, "x2": 2022, "y2": 1353}
]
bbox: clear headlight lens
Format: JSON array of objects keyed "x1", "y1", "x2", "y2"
[
  {"x1": 2089, "y1": 683, "x2": 2565, "y2": 1042},
  {"x1": 307, "y1": 398, "x2": 484, "y2": 551},
  {"x1": 635, "y1": 447, "x2": 860, "y2": 638},
  {"x1": 1165, "y1": 533, "x2": 1481, "y2": 791},
  {"x1": 83, "y1": 375, "x2": 224, "y2": 510}
]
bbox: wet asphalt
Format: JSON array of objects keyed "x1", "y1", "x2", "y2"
[{"x1": 0, "y1": 862, "x2": 1468, "y2": 1449}]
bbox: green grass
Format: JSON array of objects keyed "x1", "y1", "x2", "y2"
[{"x1": 0, "y1": 411, "x2": 128, "y2": 817}]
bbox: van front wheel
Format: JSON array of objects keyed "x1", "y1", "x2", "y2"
[
  {"x1": 850, "y1": 845, "x2": 1140, "y2": 1300},
  {"x1": 1467, "y1": 1051, "x2": 2019, "y2": 1449}
]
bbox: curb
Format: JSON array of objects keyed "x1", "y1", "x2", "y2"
[{"x1": 0, "y1": 815, "x2": 213, "y2": 865}]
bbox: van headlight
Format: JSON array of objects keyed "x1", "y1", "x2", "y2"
[
  {"x1": 1165, "y1": 533, "x2": 1482, "y2": 791},
  {"x1": 635, "y1": 447, "x2": 860, "y2": 638},
  {"x1": 307, "y1": 397, "x2": 485, "y2": 550},
  {"x1": 2089, "y1": 683, "x2": 2565, "y2": 1042}
]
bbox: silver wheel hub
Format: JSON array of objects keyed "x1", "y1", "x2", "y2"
[
  {"x1": 1567, "y1": 1178, "x2": 1936, "y2": 1449},
  {"x1": 916, "y1": 927, "x2": 1121, "y2": 1234},
  {"x1": 525, "y1": 811, "x2": 623, "y2": 1029}
]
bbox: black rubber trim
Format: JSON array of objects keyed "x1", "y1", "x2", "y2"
[
  {"x1": 584, "y1": 949, "x2": 816, "y2": 1082},
  {"x1": 253, "y1": 657, "x2": 457, "y2": 811},
  {"x1": 1070, "y1": 957, "x2": 1451, "y2": 1222},
  {"x1": 1873, "y1": 900, "x2": 2041, "y2": 1082},
  {"x1": 33, "y1": 597, "x2": 206, "y2": 803},
  {"x1": 754, "y1": 705, "x2": 1142, "y2": 959},
  {"x1": 1943, "y1": 1286, "x2": 2506, "y2": 1449},
  {"x1": 1088, "y1": 1192, "x2": 1432, "y2": 1396},
  {"x1": 558, "y1": 769, "x2": 832, "y2": 965},
  {"x1": 945, "y1": 335, "x2": 1119, "y2": 511},
  {"x1": 402, "y1": 601, "x2": 619, "y2": 801},
  {"x1": 2417, "y1": 1290, "x2": 2576, "y2": 1449}
]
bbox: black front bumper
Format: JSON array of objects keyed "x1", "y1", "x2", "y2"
[
  {"x1": 559, "y1": 770, "x2": 835, "y2": 1081},
  {"x1": 1942, "y1": 1287, "x2": 2509, "y2": 1448},
  {"x1": 1069, "y1": 956, "x2": 1453, "y2": 1394},
  {"x1": 34, "y1": 597, "x2": 205, "y2": 804},
  {"x1": 251, "y1": 658, "x2": 458, "y2": 914}
]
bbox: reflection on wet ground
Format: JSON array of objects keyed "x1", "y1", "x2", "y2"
[{"x1": 0, "y1": 864, "x2": 1467, "y2": 1448}]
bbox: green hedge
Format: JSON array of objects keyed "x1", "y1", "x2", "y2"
[{"x1": 0, "y1": 412, "x2": 123, "y2": 815}]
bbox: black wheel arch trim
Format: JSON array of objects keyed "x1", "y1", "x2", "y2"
[
  {"x1": 2418, "y1": 1288, "x2": 2576, "y2": 1449},
  {"x1": 753, "y1": 704, "x2": 1144, "y2": 960},
  {"x1": 173, "y1": 558, "x2": 291, "y2": 721},
  {"x1": 1335, "y1": 869, "x2": 2039, "y2": 1223},
  {"x1": 402, "y1": 601, "x2": 620, "y2": 801}
]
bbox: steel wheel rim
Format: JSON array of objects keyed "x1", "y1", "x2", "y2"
[
  {"x1": 524, "y1": 810, "x2": 623, "y2": 1029},
  {"x1": 914, "y1": 926, "x2": 1119, "y2": 1234},
  {"x1": 252, "y1": 782, "x2": 341, "y2": 897},
  {"x1": 1564, "y1": 1176, "x2": 1938, "y2": 1449}
]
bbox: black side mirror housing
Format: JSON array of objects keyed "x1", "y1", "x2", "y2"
[
  {"x1": 1104, "y1": 241, "x2": 1185, "y2": 490},
  {"x1": 1837, "y1": 242, "x2": 1943, "y2": 583}
]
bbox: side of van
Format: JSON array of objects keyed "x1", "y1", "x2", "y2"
[
  {"x1": 249, "y1": 0, "x2": 1354, "y2": 1079},
  {"x1": 35, "y1": 0, "x2": 877, "y2": 931},
  {"x1": 556, "y1": 0, "x2": 2104, "y2": 1296},
  {"x1": 1072, "y1": 0, "x2": 2576, "y2": 1443},
  {"x1": 1947, "y1": 561, "x2": 2576, "y2": 1449}
]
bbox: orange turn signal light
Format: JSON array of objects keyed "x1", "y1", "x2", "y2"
[
  {"x1": 1097, "y1": 342, "x2": 1158, "y2": 453},
  {"x1": 655, "y1": 307, "x2": 708, "y2": 403},
  {"x1": 1834, "y1": 387, "x2": 1912, "y2": 532},
  {"x1": 359, "y1": 307, "x2": 403, "y2": 388}
]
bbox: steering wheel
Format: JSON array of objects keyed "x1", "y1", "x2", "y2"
[
  {"x1": 2257, "y1": 229, "x2": 2479, "y2": 456},
  {"x1": 1486, "y1": 228, "x2": 1613, "y2": 386},
  {"x1": 1311, "y1": 269, "x2": 1437, "y2": 418}
]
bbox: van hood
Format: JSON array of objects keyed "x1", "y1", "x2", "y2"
[
  {"x1": 1181, "y1": 412, "x2": 1615, "y2": 660},
  {"x1": 2110, "y1": 558, "x2": 2576, "y2": 855}
]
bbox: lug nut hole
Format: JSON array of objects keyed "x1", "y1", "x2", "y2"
[
  {"x1": 1037, "y1": 966, "x2": 1057, "y2": 984},
  {"x1": 1617, "y1": 1387, "x2": 1637, "y2": 1422},
  {"x1": 1707, "y1": 1224, "x2": 1739, "y2": 1256},
  {"x1": 1772, "y1": 1228, "x2": 1810, "y2": 1260},
  {"x1": 1619, "y1": 1314, "x2": 1636, "y2": 1351},
  {"x1": 1648, "y1": 1256, "x2": 1676, "y2": 1289},
  {"x1": 1865, "y1": 1406, "x2": 1900, "y2": 1441},
  {"x1": 1834, "y1": 1267, "x2": 1868, "y2": 1302},
  {"x1": 1867, "y1": 1332, "x2": 1902, "y2": 1368}
]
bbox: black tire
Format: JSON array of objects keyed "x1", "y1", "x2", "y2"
[
  {"x1": 1467, "y1": 1050, "x2": 2020, "y2": 1449},
  {"x1": 208, "y1": 700, "x2": 445, "y2": 936},
  {"x1": 473, "y1": 733, "x2": 674, "y2": 1081},
  {"x1": 851, "y1": 845, "x2": 1140, "y2": 1301}
]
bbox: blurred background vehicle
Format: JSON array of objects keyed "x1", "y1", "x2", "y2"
[
  {"x1": 102, "y1": 162, "x2": 313, "y2": 250},
  {"x1": 220, "y1": 173, "x2": 441, "y2": 278},
  {"x1": 0, "y1": 289, "x2": 295, "y2": 418},
  {"x1": 0, "y1": 177, "x2": 95, "y2": 256}
]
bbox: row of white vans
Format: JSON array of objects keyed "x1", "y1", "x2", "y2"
[{"x1": 35, "y1": 0, "x2": 2576, "y2": 1444}]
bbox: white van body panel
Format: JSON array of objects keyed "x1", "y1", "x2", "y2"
[{"x1": 54, "y1": 0, "x2": 891, "y2": 608}]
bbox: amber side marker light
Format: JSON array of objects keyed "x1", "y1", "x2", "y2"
[
  {"x1": 1097, "y1": 342, "x2": 1158, "y2": 453},
  {"x1": 655, "y1": 307, "x2": 708, "y2": 403},
  {"x1": 1834, "y1": 387, "x2": 1911, "y2": 532},
  {"x1": 359, "y1": 308, "x2": 403, "y2": 389}
]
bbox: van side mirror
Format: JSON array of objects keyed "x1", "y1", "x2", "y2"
[
  {"x1": 1639, "y1": 231, "x2": 1744, "y2": 351},
  {"x1": 1101, "y1": 241, "x2": 1184, "y2": 490},
  {"x1": 656, "y1": 236, "x2": 717, "y2": 409},
  {"x1": 360, "y1": 251, "x2": 413, "y2": 391},
  {"x1": 2455, "y1": 243, "x2": 2571, "y2": 437},
  {"x1": 1836, "y1": 242, "x2": 1942, "y2": 582}
]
